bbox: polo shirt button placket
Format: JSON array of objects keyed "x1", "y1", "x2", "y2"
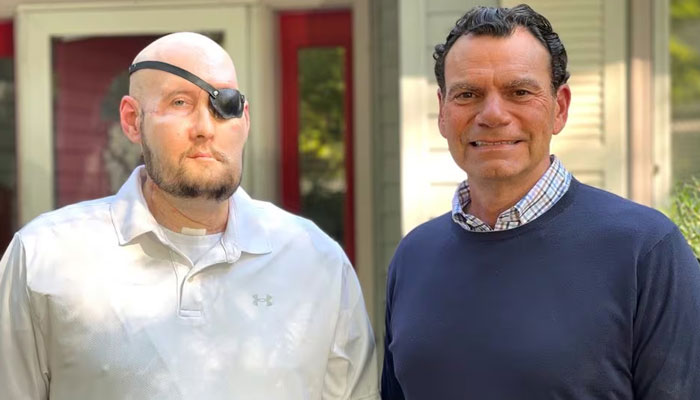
[
  {"x1": 179, "y1": 274, "x2": 203, "y2": 319},
  {"x1": 169, "y1": 249, "x2": 203, "y2": 319}
]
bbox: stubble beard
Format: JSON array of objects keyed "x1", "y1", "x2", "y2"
[{"x1": 140, "y1": 121, "x2": 241, "y2": 202}]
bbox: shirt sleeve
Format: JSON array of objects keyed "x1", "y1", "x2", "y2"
[
  {"x1": 322, "y1": 256, "x2": 379, "y2": 400},
  {"x1": 0, "y1": 234, "x2": 50, "y2": 400},
  {"x1": 380, "y1": 255, "x2": 404, "y2": 400},
  {"x1": 632, "y1": 227, "x2": 700, "y2": 399}
]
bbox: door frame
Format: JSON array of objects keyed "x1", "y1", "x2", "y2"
[{"x1": 279, "y1": 10, "x2": 355, "y2": 262}]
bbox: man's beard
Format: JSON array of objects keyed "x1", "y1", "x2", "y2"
[{"x1": 141, "y1": 129, "x2": 240, "y2": 202}]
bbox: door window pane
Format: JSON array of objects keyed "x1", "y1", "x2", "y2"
[{"x1": 297, "y1": 47, "x2": 347, "y2": 244}]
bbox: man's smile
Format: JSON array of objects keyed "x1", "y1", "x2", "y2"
[{"x1": 469, "y1": 140, "x2": 523, "y2": 148}]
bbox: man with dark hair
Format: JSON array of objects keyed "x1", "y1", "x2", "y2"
[
  {"x1": 0, "y1": 32, "x2": 378, "y2": 399},
  {"x1": 382, "y1": 4, "x2": 700, "y2": 399}
]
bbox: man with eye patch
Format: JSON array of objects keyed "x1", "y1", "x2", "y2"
[
  {"x1": 381, "y1": 4, "x2": 700, "y2": 400},
  {"x1": 0, "y1": 32, "x2": 378, "y2": 400}
]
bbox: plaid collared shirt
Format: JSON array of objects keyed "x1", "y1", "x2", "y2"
[{"x1": 452, "y1": 156, "x2": 572, "y2": 232}]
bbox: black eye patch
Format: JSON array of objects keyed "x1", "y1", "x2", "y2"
[{"x1": 128, "y1": 61, "x2": 245, "y2": 119}]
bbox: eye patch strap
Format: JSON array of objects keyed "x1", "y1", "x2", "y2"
[
  {"x1": 128, "y1": 60, "x2": 245, "y2": 119},
  {"x1": 129, "y1": 61, "x2": 221, "y2": 98}
]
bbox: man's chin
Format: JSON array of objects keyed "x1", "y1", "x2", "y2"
[
  {"x1": 178, "y1": 180, "x2": 238, "y2": 201},
  {"x1": 146, "y1": 163, "x2": 241, "y2": 201},
  {"x1": 152, "y1": 176, "x2": 237, "y2": 202},
  {"x1": 180, "y1": 166, "x2": 227, "y2": 181},
  {"x1": 467, "y1": 162, "x2": 523, "y2": 180}
]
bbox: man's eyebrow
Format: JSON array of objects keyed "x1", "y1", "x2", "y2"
[
  {"x1": 446, "y1": 82, "x2": 482, "y2": 96},
  {"x1": 161, "y1": 88, "x2": 198, "y2": 99},
  {"x1": 503, "y1": 78, "x2": 542, "y2": 90}
]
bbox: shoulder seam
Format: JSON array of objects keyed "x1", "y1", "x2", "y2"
[{"x1": 639, "y1": 225, "x2": 679, "y2": 263}]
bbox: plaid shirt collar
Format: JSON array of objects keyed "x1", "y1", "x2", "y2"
[{"x1": 451, "y1": 155, "x2": 572, "y2": 232}]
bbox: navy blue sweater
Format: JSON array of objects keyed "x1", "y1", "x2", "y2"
[{"x1": 382, "y1": 179, "x2": 700, "y2": 399}]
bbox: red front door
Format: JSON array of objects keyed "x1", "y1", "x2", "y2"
[{"x1": 279, "y1": 10, "x2": 355, "y2": 263}]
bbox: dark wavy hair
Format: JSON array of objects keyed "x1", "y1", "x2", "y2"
[{"x1": 433, "y1": 4, "x2": 570, "y2": 95}]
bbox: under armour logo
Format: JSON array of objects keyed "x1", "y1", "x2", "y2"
[{"x1": 252, "y1": 294, "x2": 273, "y2": 306}]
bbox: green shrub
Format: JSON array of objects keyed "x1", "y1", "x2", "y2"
[{"x1": 669, "y1": 177, "x2": 700, "y2": 258}]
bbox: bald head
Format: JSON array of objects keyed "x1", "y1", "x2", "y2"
[{"x1": 129, "y1": 32, "x2": 238, "y2": 100}]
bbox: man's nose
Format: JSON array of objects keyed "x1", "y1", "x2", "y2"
[
  {"x1": 475, "y1": 94, "x2": 511, "y2": 128},
  {"x1": 192, "y1": 102, "x2": 216, "y2": 139}
]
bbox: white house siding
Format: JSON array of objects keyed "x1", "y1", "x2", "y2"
[
  {"x1": 399, "y1": 0, "x2": 628, "y2": 234},
  {"x1": 370, "y1": 0, "x2": 401, "y2": 353}
]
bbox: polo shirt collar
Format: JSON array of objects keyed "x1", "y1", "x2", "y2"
[
  {"x1": 111, "y1": 167, "x2": 161, "y2": 245},
  {"x1": 110, "y1": 166, "x2": 271, "y2": 256},
  {"x1": 225, "y1": 187, "x2": 272, "y2": 255}
]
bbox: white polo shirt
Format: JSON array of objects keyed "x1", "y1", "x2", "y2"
[{"x1": 0, "y1": 167, "x2": 378, "y2": 400}]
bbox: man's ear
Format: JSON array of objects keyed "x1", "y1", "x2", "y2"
[
  {"x1": 242, "y1": 100, "x2": 251, "y2": 133},
  {"x1": 120, "y1": 95, "x2": 142, "y2": 144},
  {"x1": 437, "y1": 88, "x2": 447, "y2": 138},
  {"x1": 552, "y1": 84, "x2": 571, "y2": 136}
]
